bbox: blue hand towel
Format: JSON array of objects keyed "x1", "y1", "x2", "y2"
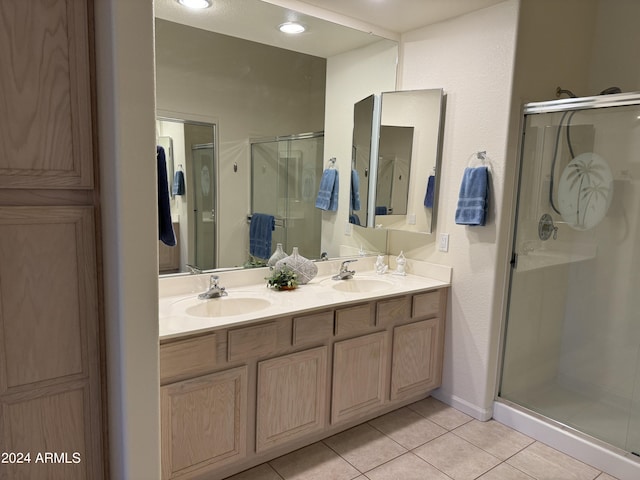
[
  {"x1": 349, "y1": 213, "x2": 361, "y2": 225},
  {"x1": 249, "y1": 213, "x2": 275, "y2": 260},
  {"x1": 424, "y1": 175, "x2": 435, "y2": 208},
  {"x1": 315, "y1": 168, "x2": 339, "y2": 211},
  {"x1": 157, "y1": 146, "x2": 176, "y2": 246},
  {"x1": 351, "y1": 169, "x2": 361, "y2": 211},
  {"x1": 172, "y1": 170, "x2": 185, "y2": 195},
  {"x1": 455, "y1": 166, "x2": 489, "y2": 226}
]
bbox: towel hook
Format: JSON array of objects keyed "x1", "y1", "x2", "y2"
[{"x1": 328, "y1": 157, "x2": 337, "y2": 168}]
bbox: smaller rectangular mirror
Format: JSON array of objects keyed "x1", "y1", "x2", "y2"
[{"x1": 350, "y1": 88, "x2": 445, "y2": 234}]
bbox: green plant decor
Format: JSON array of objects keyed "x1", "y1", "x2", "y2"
[{"x1": 265, "y1": 265, "x2": 298, "y2": 290}]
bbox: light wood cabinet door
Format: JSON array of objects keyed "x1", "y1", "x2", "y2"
[
  {"x1": 331, "y1": 331, "x2": 388, "y2": 424},
  {"x1": 0, "y1": 206, "x2": 103, "y2": 480},
  {"x1": 0, "y1": 0, "x2": 93, "y2": 189},
  {"x1": 161, "y1": 366, "x2": 248, "y2": 479},
  {"x1": 390, "y1": 318, "x2": 443, "y2": 401},
  {"x1": 256, "y1": 346, "x2": 327, "y2": 452}
]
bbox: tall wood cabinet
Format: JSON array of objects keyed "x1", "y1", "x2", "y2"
[{"x1": 0, "y1": 1, "x2": 105, "y2": 479}]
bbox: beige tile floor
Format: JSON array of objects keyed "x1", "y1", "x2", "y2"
[{"x1": 225, "y1": 397, "x2": 621, "y2": 480}]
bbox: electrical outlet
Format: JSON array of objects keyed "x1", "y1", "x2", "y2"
[
  {"x1": 407, "y1": 213, "x2": 416, "y2": 225},
  {"x1": 344, "y1": 221, "x2": 352, "y2": 236},
  {"x1": 438, "y1": 233, "x2": 449, "y2": 252}
]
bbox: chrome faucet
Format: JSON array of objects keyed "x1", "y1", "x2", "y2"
[
  {"x1": 332, "y1": 259, "x2": 357, "y2": 280},
  {"x1": 198, "y1": 275, "x2": 227, "y2": 299}
]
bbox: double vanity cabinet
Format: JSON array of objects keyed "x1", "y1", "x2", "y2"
[{"x1": 159, "y1": 270, "x2": 449, "y2": 480}]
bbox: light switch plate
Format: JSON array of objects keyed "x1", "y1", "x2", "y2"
[{"x1": 438, "y1": 233, "x2": 449, "y2": 252}]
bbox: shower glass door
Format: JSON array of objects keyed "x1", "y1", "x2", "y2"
[
  {"x1": 250, "y1": 133, "x2": 323, "y2": 260},
  {"x1": 500, "y1": 94, "x2": 640, "y2": 455}
]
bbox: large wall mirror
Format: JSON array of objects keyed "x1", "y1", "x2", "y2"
[
  {"x1": 154, "y1": 0, "x2": 397, "y2": 275},
  {"x1": 350, "y1": 89, "x2": 445, "y2": 233}
]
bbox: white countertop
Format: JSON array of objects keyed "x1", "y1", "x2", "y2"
[{"x1": 159, "y1": 258, "x2": 451, "y2": 341}]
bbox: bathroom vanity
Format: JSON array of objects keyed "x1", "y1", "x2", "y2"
[{"x1": 158, "y1": 260, "x2": 450, "y2": 479}]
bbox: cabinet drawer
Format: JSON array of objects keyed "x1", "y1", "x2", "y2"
[
  {"x1": 228, "y1": 322, "x2": 278, "y2": 362},
  {"x1": 160, "y1": 334, "x2": 217, "y2": 383},
  {"x1": 335, "y1": 303, "x2": 374, "y2": 336},
  {"x1": 376, "y1": 296, "x2": 409, "y2": 327},
  {"x1": 412, "y1": 290, "x2": 442, "y2": 319},
  {"x1": 293, "y1": 311, "x2": 334, "y2": 346}
]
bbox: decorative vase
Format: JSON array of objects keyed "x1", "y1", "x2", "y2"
[
  {"x1": 267, "y1": 243, "x2": 287, "y2": 267},
  {"x1": 275, "y1": 247, "x2": 318, "y2": 285}
]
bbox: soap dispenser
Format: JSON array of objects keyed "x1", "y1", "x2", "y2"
[{"x1": 394, "y1": 251, "x2": 406, "y2": 276}]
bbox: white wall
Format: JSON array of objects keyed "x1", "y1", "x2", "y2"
[
  {"x1": 395, "y1": 0, "x2": 519, "y2": 418},
  {"x1": 93, "y1": 0, "x2": 160, "y2": 478},
  {"x1": 323, "y1": 40, "x2": 398, "y2": 257}
]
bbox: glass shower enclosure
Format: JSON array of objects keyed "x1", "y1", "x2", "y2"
[
  {"x1": 500, "y1": 92, "x2": 640, "y2": 457},
  {"x1": 250, "y1": 132, "x2": 324, "y2": 260}
]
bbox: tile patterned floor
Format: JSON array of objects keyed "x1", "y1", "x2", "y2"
[{"x1": 225, "y1": 397, "x2": 621, "y2": 480}]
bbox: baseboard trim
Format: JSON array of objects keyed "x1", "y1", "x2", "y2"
[{"x1": 432, "y1": 390, "x2": 493, "y2": 421}]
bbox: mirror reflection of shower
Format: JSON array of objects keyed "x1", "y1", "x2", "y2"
[{"x1": 250, "y1": 132, "x2": 324, "y2": 263}]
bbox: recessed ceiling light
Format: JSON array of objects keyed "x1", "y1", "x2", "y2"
[
  {"x1": 177, "y1": 0, "x2": 212, "y2": 9},
  {"x1": 279, "y1": 22, "x2": 306, "y2": 34}
]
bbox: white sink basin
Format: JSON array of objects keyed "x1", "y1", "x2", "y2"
[
  {"x1": 185, "y1": 297, "x2": 271, "y2": 317},
  {"x1": 331, "y1": 278, "x2": 393, "y2": 293}
]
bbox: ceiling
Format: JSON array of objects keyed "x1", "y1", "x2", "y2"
[
  {"x1": 154, "y1": 0, "x2": 506, "y2": 57},
  {"x1": 270, "y1": 0, "x2": 506, "y2": 34}
]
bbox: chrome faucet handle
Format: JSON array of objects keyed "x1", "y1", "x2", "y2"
[
  {"x1": 332, "y1": 259, "x2": 357, "y2": 280},
  {"x1": 209, "y1": 275, "x2": 220, "y2": 287},
  {"x1": 339, "y1": 259, "x2": 358, "y2": 271}
]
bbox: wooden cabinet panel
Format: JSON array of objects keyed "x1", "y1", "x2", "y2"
[
  {"x1": 391, "y1": 318, "x2": 443, "y2": 401},
  {"x1": 331, "y1": 331, "x2": 388, "y2": 424},
  {"x1": 1, "y1": 384, "x2": 94, "y2": 480},
  {"x1": 160, "y1": 334, "x2": 217, "y2": 384},
  {"x1": 0, "y1": 0, "x2": 93, "y2": 189},
  {"x1": 256, "y1": 346, "x2": 327, "y2": 452},
  {"x1": 228, "y1": 322, "x2": 278, "y2": 362},
  {"x1": 412, "y1": 290, "x2": 442, "y2": 319},
  {"x1": 376, "y1": 296, "x2": 409, "y2": 328},
  {"x1": 335, "y1": 303, "x2": 374, "y2": 336},
  {"x1": 292, "y1": 311, "x2": 333, "y2": 346},
  {"x1": 159, "y1": 223, "x2": 180, "y2": 274},
  {"x1": 0, "y1": 207, "x2": 97, "y2": 393},
  {"x1": 161, "y1": 366, "x2": 247, "y2": 479}
]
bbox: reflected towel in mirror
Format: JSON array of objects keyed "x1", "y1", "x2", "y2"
[
  {"x1": 424, "y1": 174, "x2": 435, "y2": 208},
  {"x1": 172, "y1": 170, "x2": 185, "y2": 195},
  {"x1": 350, "y1": 169, "x2": 361, "y2": 211},
  {"x1": 249, "y1": 213, "x2": 275, "y2": 260},
  {"x1": 157, "y1": 146, "x2": 176, "y2": 246},
  {"x1": 455, "y1": 166, "x2": 489, "y2": 226},
  {"x1": 315, "y1": 168, "x2": 339, "y2": 211}
]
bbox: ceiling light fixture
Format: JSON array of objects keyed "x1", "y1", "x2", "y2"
[
  {"x1": 177, "y1": 0, "x2": 212, "y2": 9},
  {"x1": 278, "y1": 22, "x2": 306, "y2": 34}
]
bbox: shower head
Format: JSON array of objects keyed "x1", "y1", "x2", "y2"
[{"x1": 599, "y1": 86, "x2": 622, "y2": 95}]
